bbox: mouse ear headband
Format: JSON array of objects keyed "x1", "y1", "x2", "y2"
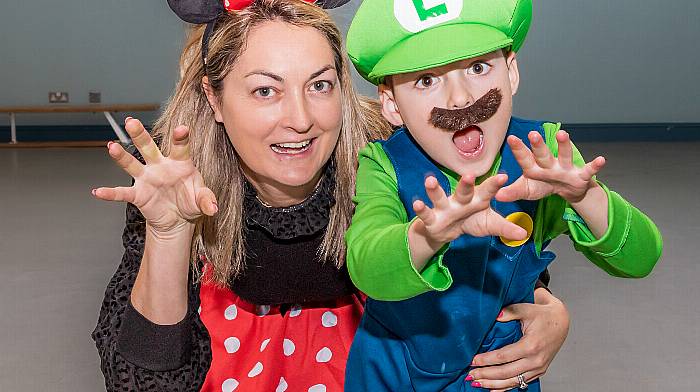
[{"x1": 167, "y1": 0, "x2": 350, "y2": 67}]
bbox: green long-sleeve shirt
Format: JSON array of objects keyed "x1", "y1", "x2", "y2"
[{"x1": 346, "y1": 124, "x2": 663, "y2": 301}]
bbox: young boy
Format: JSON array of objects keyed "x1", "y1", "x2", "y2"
[{"x1": 344, "y1": 0, "x2": 663, "y2": 391}]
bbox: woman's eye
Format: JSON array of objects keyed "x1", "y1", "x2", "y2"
[
  {"x1": 310, "y1": 81, "x2": 333, "y2": 93},
  {"x1": 254, "y1": 87, "x2": 275, "y2": 98},
  {"x1": 467, "y1": 62, "x2": 491, "y2": 75},
  {"x1": 416, "y1": 75, "x2": 437, "y2": 88}
]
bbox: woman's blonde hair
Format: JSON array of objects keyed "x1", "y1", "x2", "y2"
[{"x1": 152, "y1": 0, "x2": 391, "y2": 286}]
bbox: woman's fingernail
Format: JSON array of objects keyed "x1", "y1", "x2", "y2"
[
  {"x1": 497, "y1": 310, "x2": 504, "y2": 319},
  {"x1": 91, "y1": 189, "x2": 97, "y2": 196},
  {"x1": 471, "y1": 381, "x2": 481, "y2": 388},
  {"x1": 465, "y1": 374, "x2": 473, "y2": 381},
  {"x1": 107, "y1": 141, "x2": 114, "y2": 149},
  {"x1": 125, "y1": 116, "x2": 133, "y2": 125}
]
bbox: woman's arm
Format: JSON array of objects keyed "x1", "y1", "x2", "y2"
[
  {"x1": 92, "y1": 203, "x2": 211, "y2": 391},
  {"x1": 466, "y1": 287, "x2": 570, "y2": 391}
]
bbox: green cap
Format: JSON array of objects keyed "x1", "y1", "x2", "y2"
[{"x1": 347, "y1": 0, "x2": 532, "y2": 85}]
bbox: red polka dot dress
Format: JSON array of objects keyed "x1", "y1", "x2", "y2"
[{"x1": 198, "y1": 277, "x2": 363, "y2": 392}]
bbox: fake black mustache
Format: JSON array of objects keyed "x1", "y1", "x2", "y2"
[{"x1": 430, "y1": 88, "x2": 502, "y2": 131}]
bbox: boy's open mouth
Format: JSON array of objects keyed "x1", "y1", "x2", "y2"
[{"x1": 452, "y1": 125, "x2": 484, "y2": 157}]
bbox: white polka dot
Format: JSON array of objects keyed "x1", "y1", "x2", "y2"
[
  {"x1": 316, "y1": 347, "x2": 332, "y2": 363},
  {"x1": 224, "y1": 0, "x2": 230, "y2": 7},
  {"x1": 222, "y1": 378, "x2": 239, "y2": 392},
  {"x1": 289, "y1": 305, "x2": 302, "y2": 317},
  {"x1": 260, "y1": 338, "x2": 271, "y2": 352},
  {"x1": 197, "y1": 305, "x2": 202, "y2": 315},
  {"x1": 224, "y1": 304, "x2": 238, "y2": 320},
  {"x1": 283, "y1": 339, "x2": 295, "y2": 356},
  {"x1": 248, "y1": 361, "x2": 264, "y2": 378},
  {"x1": 224, "y1": 337, "x2": 240, "y2": 354},
  {"x1": 276, "y1": 377, "x2": 288, "y2": 392},
  {"x1": 308, "y1": 384, "x2": 326, "y2": 392},
  {"x1": 321, "y1": 311, "x2": 337, "y2": 327},
  {"x1": 256, "y1": 305, "x2": 270, "y2": 316}
]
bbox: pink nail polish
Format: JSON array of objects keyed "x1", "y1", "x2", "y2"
[
  {"x1": 497, "y1": 310, "x2": 504, "y2": 319},
  {"x1": 471, "y1": 381, "x2": 481, "y2": 388},
  {"x1": 465, "y1": 374, "x2": 473, "y2": 381},
  {"x1": 107, "y1": 141, "x2": 114, "y2": 149},
  {"x1": 125, "y1": 116, "x2": 133, "y2": 125},
  {"x1": 91, "y1": 189, "x2": 97, "y2": 196}
]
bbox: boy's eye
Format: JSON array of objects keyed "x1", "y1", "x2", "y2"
[
  {"x1": 416, "y1": 75, "x2": 438, "y2": 88},
  {"x1": 467, "y1": 62, "x2": 491, "y2": 75}
]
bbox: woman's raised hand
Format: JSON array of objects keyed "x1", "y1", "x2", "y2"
[{"x1": 93, "y1": 118, "x2": 217, "y2": 234}]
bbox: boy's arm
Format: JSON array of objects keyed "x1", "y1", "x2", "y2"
[
  {"x1": 345, "y1": 143, "x2": 452, "y2": 301},
  {"x1": 538, "y1": 124, "x2": 663, "y2": 278}
]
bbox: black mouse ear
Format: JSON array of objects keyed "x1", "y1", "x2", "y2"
[
  {"x1": 315, "y1": 0, "x2": 351, "y2": 9},
  {"x1": 167, "y1": 0, "x2": 225, "y2": 24}
]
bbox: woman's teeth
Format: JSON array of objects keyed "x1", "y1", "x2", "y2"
[{"x1": 271, "y1": 139, "x2": 312, "y2": 154}]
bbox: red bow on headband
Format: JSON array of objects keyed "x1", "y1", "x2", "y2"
[{"x1": 223, "y1": 0, "x2": 317, "y2": 11}]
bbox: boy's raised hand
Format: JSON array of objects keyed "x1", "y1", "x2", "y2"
[
  {"x1": 413, "y1": 173, "x2": 528, "y2": 245},
  {"x1": 496, "y1": 130, "x2": 606, "y2": 204}
]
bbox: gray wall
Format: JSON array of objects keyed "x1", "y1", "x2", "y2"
[
  {"x1": 0, "y1": 0, "x2": 185, "y2": 125},
  {"x1": 1, "y1": 1, "x2": 698, "y2": 124}
]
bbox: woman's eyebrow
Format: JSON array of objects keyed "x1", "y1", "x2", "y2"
[
  {"x1": 307, "y1": 65, "x2": 335, "y2": 82},
  {"x1": 245, "y1": 70, "x2": 284, "y2": 82}
]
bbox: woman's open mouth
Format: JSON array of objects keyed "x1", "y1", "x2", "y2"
[
  {"x1": 270, "y1": 138, "x2": 315, "y2": 155},
  {"x1": 452, "y1": 125, "x2": 484, "y2": 158}
]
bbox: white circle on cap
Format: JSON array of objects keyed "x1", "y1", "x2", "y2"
[
  {"x1": 308, "y1": 384, "x2": 326, "y2": 392},
  {"x1": 222, "y1": 378, "x2": 239, "y2": 392},
  {"x1": 224, "y1": 304, "x2": 237, "y2": 320},
  {"x1": 316, "y1": 347, "x2": 332, "y2": 363},
  {"x1": 224, "y1": 337, "x2": 241, "y2": 354},
  {"x1": 394, "y1": 0, "x2": 463, "y2": 33}
]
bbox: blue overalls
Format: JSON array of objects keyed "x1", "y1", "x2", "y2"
[{"x1": 345, "y1": 117, "x2": 557, "y2": 392}]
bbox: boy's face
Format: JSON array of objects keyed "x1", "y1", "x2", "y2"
[{"x1": 379, "y1": 50, "x2": 519, "y2": 177}]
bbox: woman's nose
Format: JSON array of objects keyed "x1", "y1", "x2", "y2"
[{"x1": 281, "y1": 90, "x2": 313, "y2": 133}]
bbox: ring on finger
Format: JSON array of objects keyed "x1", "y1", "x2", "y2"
[{"x1": 517, "y1": 373, "x2": 528, "y2": 389}]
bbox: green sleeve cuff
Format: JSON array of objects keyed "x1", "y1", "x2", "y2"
[
  {"x1": 405, "y1": 217, "x2": 453, "y2": 292},
  {"x1": 566, "y1": 182, "x2": 627, "y2": 256}
]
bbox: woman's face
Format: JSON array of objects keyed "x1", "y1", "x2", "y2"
[{"x1": 207, "y1": 21, "x2": 342, "y2": 205}]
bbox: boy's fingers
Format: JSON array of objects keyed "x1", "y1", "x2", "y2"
[
  {"x1": 454, "y1": 174, "x2": 475, "y2": 205},
  {"x1": 125, "y1": 117, "x2": 163, "y2": 164},
  {"x1": 107, "y1": 141, "x2": 144, "y2": 178},
  {"x1": 528, "y1": 131, "x2": 554, "y2": 169},
  {"x1": 413, "y1": 200, "x2": 436, "y2": 226},
  {"x1": 555, "y1": 130, "x2": 573, "y2": 169},
  {"x1": 489, "y1": 213, "x2": 528, "y2": 241},
  {"x1": 424, "y1": 176, "x2": 449, "y2": 210},
  {"x1": 495, "y1": 177, "x2": 529, "y2": 202},
  {"x1": 196, "y1": 186, "x2": 218, "y2": 216},
  {"x1": 475, "y1": 174, "x2": 508, "y2": 202},
  {"x1": 169, "y1": 125, "x2": 192, "y2": 161},
  {"x1": 93, "y1": 186, "x2": 136, "y2": 204},
  {"x1": 508, "y1": 135, "x2": 537, "y2": 172},
  {"x1": 580, "y1": 156, "x2": 606, "y2": 182}
]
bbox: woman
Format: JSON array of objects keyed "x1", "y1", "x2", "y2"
[{"x1": 92, "y1": 1, "x2": 569, "y2": 391}]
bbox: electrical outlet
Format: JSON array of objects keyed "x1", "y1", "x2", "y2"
[
  {"x1": 89, "y1": 91, "x2": 101, "y2": 104},
  {"x1": 48, "y1": 91, "x2": 69, "y2": 103}
]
